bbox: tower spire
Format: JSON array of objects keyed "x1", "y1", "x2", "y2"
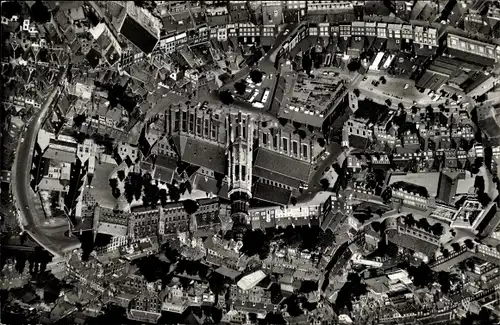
[{"x1": 227, "y1": 111, "x2": 253, "y2": 238}]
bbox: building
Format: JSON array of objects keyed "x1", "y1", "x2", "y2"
[
  {"x1": 384, "y1": 217, "x2": 440, "y2": 258},
  {"x1": 413, "y1": 26, "x2": 438, "y2": 56},
  {"x1": 128, "y1": 291, "x2": 162, "y2": 323},
  {"x1": 390, "y1": 181, "x2": 432, "y2": 211},
  {"x1": 343, "y1": 118, "x2": 373, "y2": 150},
  {"x1": 307, "y1": 1, "x2": 354, "y2": 13},
  {"x1": 38, "y1": 162, "x2": 72, "y2": 193},
  {"x1": 475, "y1": 201, "x2": 499, "y2": 238},
  {"x1": 475, "y1": 244, "x2": 500, "y2": 266},
  {"x1": 39, "y1": 131, "x2": 79, "y2": 164},
  {"x1": 252, "y1": 120, "x2": 313, "y2": 205},
  {"x1": 248, "y1": 204, "x2": 322, "y2": 229},
  {"x1": 446, "y1": 34, "x2": 499, "y2": 67},
  {"x1": 203, "y1": 235, "x2": 248, "y2": 270},
  {"x1": 237, "y1": 270, "x2": 266, "y2": 290},
  {"x1": 450, "y1": 198, "x2": 484, "y2": 230},
  {"x1": 465, "y1": 75, "x2": 497, "y2": 98},
  {"x1": 415, "y1": 56, "x2": 462, "y2": 91},
  {"x1": 321, "y1": 194, "x2": 350, "y2": 232},
  {"x1": 229, "y1": 284, "x2": 276, "y2": 317},
  {"x1": 278, "y1": 69, "x2": 348, "y2": 127},
  {"x1": 429, "y1": 245, "x2": 475, "y2": 272},
  {"x1": 119, "y1": 2, "x2": 159, "y2": 54},
  {"x1": 95, "y1": 207, "x2": 130, "y2": 237},
  {"x1": 130, "y1": 206, "x2": 162, "y2": 239},
  {"x1": 227, "y1": 112, "x2": 253, "y2": 227},
  {"x1": 436, "y1": 171, "x2": 461, "y2": 205},
  {"x1": 476, "y1": 103, "x2": 500, "y2": 146}
]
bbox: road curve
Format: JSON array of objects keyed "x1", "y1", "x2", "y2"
[{"x1": 11, "y1": 66, "x2": 79, "y2": 258}]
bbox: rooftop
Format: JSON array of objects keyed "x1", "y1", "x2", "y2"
[
  {"x1": 252, "y1": 182, "x2": 292, "y2": 206},
  {"x1": 172, "y1": 135, "x2": 226, "y2": 175},
  {"x1": 253, "y1": 148, "x2": 310, "y2": 184},
  {"x1": 120, "y1": 15, "x2": 158, "y2": 54}
]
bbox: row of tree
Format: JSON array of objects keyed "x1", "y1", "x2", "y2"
[
  {"x1": 239, "y1": 226, "x2": 336, "y2": 260},
  {"x1": 402, "y1": 214, "x2": 444, "y2": 236}
]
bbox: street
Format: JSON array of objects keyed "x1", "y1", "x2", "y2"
[{"x1": 11, "y1": 66, "x2": 79, "y2": 258}]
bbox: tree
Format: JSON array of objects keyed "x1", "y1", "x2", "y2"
[
  {"x1": 320, "y1": 178, "x2": 330, "y2": 190},
  {"x1": 410, "y1": 262, "x2": 435, "y2": 288},
  {"x1": 476, "y1": 93, "x2": 488, "y2": 103},
  {"x1": 159, "y1": 189, "x2": 168, "y2": 206},
  {"x1": 464, "y1": 239, "x2": 475, "y2": 250},
  {"x1": 426, "y1": 105, "x2": 434, "y2": 119},
  {"x1": 474, "y1": 175, "x2": 485, "y2": 194},
  {"x1": 404, "y1": 214, "x2": 416, "y2": 228},
  {"x1": 417, "y1": 218, "x2": 430, "y2": 232},
  {"x1": 31, "y1": 0, "x2": 51, "y2": 23},
  {"x1": 438, "y1": 271, "x2": 451, "y2": 293},
  {"x1": 179, "y1": 182, "x2": 187, "y2": 195},
  {"x1": 250, "y1": 70, "x2": 263, "y2": 84},
  {"x1": 219, "y1": 90, "x2": 234, "y2": 105},
  {"x1": 299, "y1": 280, "x2": 318, "y2": 294},
  {"x1": 290, "y1": 197, "x2": 297, "y2": 206},
  {"x1": 251, "y1": 47, "x2": 263, "y2": 64},
  {"x1": 241, "y1": 229, "x2": 270, "y2": 259},
  {"x1": 73, "y1": 114, "x2": 86, "y2": 128},
  {"x1": 185, "y1": 180, "x2": 192, "y2": 194},
  {"x1": 234, "y1": 81, "x2": 247, "y2": 95},
  {"x1": 318, "y1": 229, "x2": 335, "y2": 248},
  {"x1": 477, "y1": 307, "x2": 499, "y2": 325},
  {"x1": 347, "y1": 60, "x2": 361, "y2": 72},
  {"x1": 183, "y1": 199, "x2": 199, "y2": 215},
  {"x1": 168, "y1": 184, "x2": 180, "y2": 202},
  {"x1": 317, "y1": 138, "x2": 325, "y2": 147},
  {"x1": 278, "y1": 118, "x2": 288, "y2": 126},
  {"x1": 302, "y1": 53, "x2": 313, "y2": 75},
  {"x1": 451, "y1": 242, "x2": 461, "y2": 252},
  {"x1": 117, "y1": 170, "x2": 126, "y2": 182},
  {"x1": 371, "y1": 221, "x2": 381, "y2": 233},
  {"x1": 385, "y1": 99, "x2": 392, "y2": 107},
  {"x1": 133, "y1": 256, "x2": 171, "y2": 283},
  {"x1": 484, "y1": 146, "x2": 493, "y2": 171},
  {"x1": 112, "y1": 188, "x2": 121, "y2": 199},
  {"x1": 292, "y1": 121, "x2": 302, "y2": 129},
  {"x1": 353, "y1": 89, "x2": 360, "y2": 97},
  {"x1": 431, "y1": 222, "x2": 444, "y2": 236},
  {"x1": 2, "y1": 1, "x2": 23, "y2": 18},
  {"x1": 298, "y1": 129, "x2": 307, "y2": 139},
  {"x1": 109, "y1": 178, "x2": 118, "y2": 189}
]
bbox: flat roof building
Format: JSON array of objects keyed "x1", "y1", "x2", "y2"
[{"x1": 446, "y1": 34, "x2": 499, "y2": 67}]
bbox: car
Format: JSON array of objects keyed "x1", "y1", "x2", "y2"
[
  {"x1": 319, "y1": 151, "x2": 330, "y2": 161},
  {"x1": 363, "y1": 76, "x2": 368, "y2": 81},
  {"x1": 25, "y1": 205, "x2": 29, "y2": 210},
  {"x1": 404, "y1": 84, "x2": 409, "y2": 89},
  {"x1": 283, "y1": 29, "x2": 289, "y2": 36}
]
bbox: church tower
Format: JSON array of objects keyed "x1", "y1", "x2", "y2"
[{"x1": 226, "y1": 111, "x2": 253, "y2": 229}]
